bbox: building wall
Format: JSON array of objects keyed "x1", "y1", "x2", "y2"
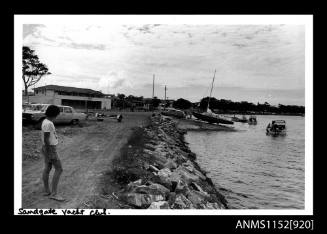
[
  {"x1": 30, "y1": 91, "x2": 111, "y2": 109},
  {"x1": 101, "y1": 99, "x2": 111, "y2": 109},
  {"x1": 46, "y1": 90, "x2": 55, "y2": 96},
  {"x1": 29, "y1": 95, "x2": 59, "y2": 105}
]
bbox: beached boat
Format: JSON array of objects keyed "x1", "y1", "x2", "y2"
[
  {"x1": 248, "y1": 115, "x2": 257, "y2": 125},
  {"x1": 192, "y1": 70, "x2": 234, "y2": 125},
  {"x1": 231, "y1": 115, "x2": 247, "y2": 123},
  {"x1": 231, "y1": 115, "x2": 239, "y2": 122},
  {"x1": 192, "y1": 109, "x2": 234, "y2": 124},
  {"x1": 266, "y1": 120, "x2": 286, "y2": 136}
]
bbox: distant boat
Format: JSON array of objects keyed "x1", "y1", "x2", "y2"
[
  {"x1": 231, "y1": 115, "x2": 241, "y2": 122},
  {"x1": 192, "y1": 70, "x2": 234, "y2": 125},
  {"x1": 231, "y1": 115, "x2": 247, "y2": 123},
  {"x1": 248, "y1": 115, "x2": 257, "y2": 125},
  {"x1": 266, "y1": 120, "x2": 286, "y2": 136},
  {"x1": 231, "y1": 114, "x2": 248, "y2": 123},
  {"x1": 239, "y1": 115, "x2": 248, "y2": 123}
]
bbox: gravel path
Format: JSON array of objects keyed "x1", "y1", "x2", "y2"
[{"x1": 22, "y1": 112, "x2": 151, "y2": 209}]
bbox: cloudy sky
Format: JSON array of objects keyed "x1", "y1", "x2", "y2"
[{"x1": 23, "y1": 22, "x2": 305, "y2": 105}]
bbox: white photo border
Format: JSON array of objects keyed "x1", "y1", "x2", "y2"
[{"x1": 14, "y1": 14, "x2": 313, "y2": 215}]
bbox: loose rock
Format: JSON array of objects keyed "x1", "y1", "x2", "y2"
[
  {"x1": 148, "y1": 201, "x2": 170, "y2": 209},
  {"x1": 114, "y1": 115, "x2": 228, "y2": 209}
]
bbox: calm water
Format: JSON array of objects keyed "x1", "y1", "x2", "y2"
[{"x1": 185, "y1": 115, "x2": 305, "y2": 209}]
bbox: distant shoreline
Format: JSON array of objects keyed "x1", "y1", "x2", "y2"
[
  {"x1": 84, "y1": 108, "x2": 305, "y2": 117},
  {"x1": 212, "y1": 111, "x2": 305, "y2": 117}
]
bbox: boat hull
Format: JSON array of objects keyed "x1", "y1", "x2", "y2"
[
  {"x1": 239, "y1": 119, "x2": 248, "y2": 123},
  {"x1": 231, "y1": 117, "x2": 248, "y2": 123},
  {"x1": 248, "y1": 120, "x2": 257, "y2": 125},
  {"x1": 192, "y1": 111, "x2": 234, "y2": 125},
  {"x1": 266, "y1": 129, "x2": 286, "y2": 136}
]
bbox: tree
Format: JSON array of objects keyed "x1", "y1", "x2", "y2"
[
  {"x1": 115, "y1": 93, "x2": 130, "y2": 109},
  {"x1": 199, "y1": 96, "x2": 218, "y2": 110},
  {"x1": 173, "y1": 98, "x2": 192, "y2": 110},
  {"x1": 117, "y1": 93, "x2": 126, "y2": 100},
  {"x1": 22, "y1": 46, "x2": 51, "y2": 100},
  {"x1": 151, "y1": 97, "x2": 161, "y2": 108}
]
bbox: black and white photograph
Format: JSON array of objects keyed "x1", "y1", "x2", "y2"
[{"x1": 14, "y1": 15, "x2": 313, "y2": 215}]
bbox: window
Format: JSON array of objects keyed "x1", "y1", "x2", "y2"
[
  {"x1": 59, "y1": 107, "x2": 64, "y2": 113},
  {"x1": 64, "y1": 107, "x2": 72, "y2": 113},
  {"x1": 40, "y1": 105, "x2": 49, "y2": 112}
]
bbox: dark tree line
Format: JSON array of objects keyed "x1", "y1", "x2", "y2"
[
  {"x1": 198, "y1": 97, "x2": 304, "y2": 115},
  {"x1": 113, "y1": 94, "x2": 160, "y2": 110},
  {"x1": 173, "y1": 98, "x2": 192, "y2": 110},
  {"x1": 112, "y1": 94, "x2": 304, "y2": 115}
]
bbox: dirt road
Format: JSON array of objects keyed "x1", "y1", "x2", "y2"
[{"x1": 22, "y1": 112, "x2": 151, "y2": 209}]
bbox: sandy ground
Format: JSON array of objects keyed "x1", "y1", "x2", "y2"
[{"x1": 22, "y1": 112, "x2": 151, "y2": 209}]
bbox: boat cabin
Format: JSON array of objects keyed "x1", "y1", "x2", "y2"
[{"x1": 270, "y1": 120, "x2": 286, "y2": 130}]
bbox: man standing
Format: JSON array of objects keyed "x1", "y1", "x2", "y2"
[{"x1": 41, "y1": 105, "x2": 65, "y2": 201}]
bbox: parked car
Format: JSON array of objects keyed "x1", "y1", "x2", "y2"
[
  {"x1": 23, "y1": 104, "x2": 87, "y2": 128},
  {"x1": 22, "y1": 102, "x2": 32, "y2": 112}
]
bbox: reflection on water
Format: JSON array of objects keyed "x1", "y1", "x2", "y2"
[{"x1": 185, "y1": 115, "x2": 305, "y2": 209}]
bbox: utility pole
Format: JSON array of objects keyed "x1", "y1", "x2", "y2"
[
  {"x1": 85, "y1": 100, "x2": 88, "y2": 114},
  {"x1": 164, "y1": 85, "x2": 167, "y2": 109},
  {"x1": 152, "y1": 74, "x2": 155, "y2": 99}
]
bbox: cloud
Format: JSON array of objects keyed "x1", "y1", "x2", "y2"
[
  {"x1": 23, "y1": 23, "x2": 305, "y2": 105},
  {"x1": 232, "y1": 43, "x2": 247, "y2": 49},
  {"x1": 111, "y1": 78, "x2": 126, "y2": 89},
  {"x1": 141, "y1": 82, "x2": 165, "y2": 89},
  {"x1": 135, "y1": 24, "x2": 160, "y2": 34},
  {"x1": 60, "y1": 42, "x2": 106, "y2": 50},
  {"x1": 97, "y1": 71, "x2": 134, "y2": 94},
  {"x1": 23, "y1": 24, "x2": 45, "y2": 39}
]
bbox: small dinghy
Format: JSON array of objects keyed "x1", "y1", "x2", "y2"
[{"x1": 248, "y1": 115, "x2": 257, "y2": 125}]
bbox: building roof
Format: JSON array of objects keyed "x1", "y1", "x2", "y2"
[
  {"x1": 34, "y1": 85, "x2": 104, "y2": 96},
  {"x1": 103, "y1": 94, "x2": 115, "y2": 97}
]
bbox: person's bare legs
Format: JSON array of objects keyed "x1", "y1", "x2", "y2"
[
  {"x1": 50, "y1": 159, "x2": 65, "y2": 201},
  {"x1": 42, "y1": 162, "x2": 52, "y2": 196}
]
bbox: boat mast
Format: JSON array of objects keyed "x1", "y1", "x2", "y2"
[
  {"x1": 207, "y1": 69, "x2": 216, "y2": 112},
  {"x1": 152, "y1": 74, "x2": 155, "y2": 98}
]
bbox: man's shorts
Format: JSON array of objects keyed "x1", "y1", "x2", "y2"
[{"x1": 41, "y1": 145, "x2": 62, "y2": 169}]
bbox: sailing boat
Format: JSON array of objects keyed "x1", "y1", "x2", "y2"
[{"x1": 192, "y1": 70, "x2": 234, "y2": 125}]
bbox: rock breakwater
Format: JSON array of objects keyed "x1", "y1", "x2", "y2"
[{"x1": 112, "y1": 114, "x2": 228, "y2": 209}]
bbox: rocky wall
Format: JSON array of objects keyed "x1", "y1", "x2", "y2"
[{"x1": 114, "y1": 114, "x2": 228, "y2": 209}]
